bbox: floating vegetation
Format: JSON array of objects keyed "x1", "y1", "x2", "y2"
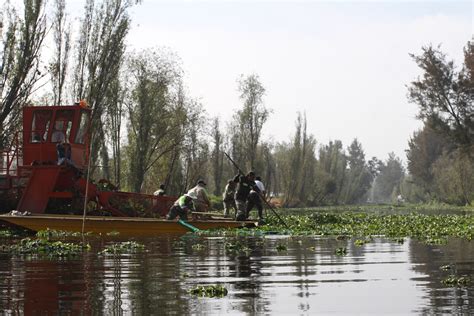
[
  {"x1": 191, "y1": 243, "x2": 205, "y2": 251},
  {"x1": 106, "y1": 231, "x2": 120, "y2": 237},
  {"x1": 100, "y1": 241, "x2": 145, "y2": 255},
  {"x1": 259, "y1": 212, "x2": 474, "y2": 241},
  {"x1": 391, "y1": 238, "x2": 405, "y2": 244},
  {"x1": 189, "y1": 285, "x2": 228, "y2": 298},
  {"x1": 36, "y1": 228, "x2": 91, "y2": 239},
  {"x1": 440, "y1": 264, "x2": 453, "y2": 271},
  {"x1": 354, "y1": 239, "x2": 370, "y2": 247},
  {"x1": 441, "y1": 275, "x2": 471, "y2": 287},
  {"x1": 8, "y1": 237, "x2": 89, "y2": 257},
  {"x1": 276, "y1": 244, "x2": 287, "y2": 252},
  {"x1": 0, "y1": 229, "x2": 13, "y2": 238},
  {"x1": 335, "y1": 247, "x2": 347, "y2": 256},
  {"x1": 224, "y1": 241, "x2": 251, "y2": 253},
  {"x1": 423, "y1": 237, "x2": 447, "y2": 245}
]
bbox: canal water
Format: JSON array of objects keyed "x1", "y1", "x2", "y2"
[{"x1": 0, "y1": 235, "x2": 473, "y2": 314}]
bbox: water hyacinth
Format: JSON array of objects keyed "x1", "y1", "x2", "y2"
[
  {"x1": 8, "y1": 237, "x2": 89, "y2": 257},
  {"x1": 189, "y1": 285, "x2": 228, "y2": 298},
  {"x1": 100, "y1": 241, "x2": 145, "y2": 255}
]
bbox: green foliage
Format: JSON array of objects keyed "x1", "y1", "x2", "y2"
[
  {"x1": 408, "y1": 43, "x2": 473, "y2": 150},
  {"x1": 100, "y1": 241, "x2": 145, "y2": 255},
  {"x1": 36, "y1": 228, "x2": 90, "y2": 239},
  {"x1": 441, "y1": 275, "x2": 471, "y2": 287},
  {"x1": 371, "y1": 153, "x2": 405, "y2": 203},
  {"x1": 335, "y1": 247, "x2": 347, "y2": 256},
  {"x1": 9, "y1": 237, "x2": 89, "y2": 257},
  {"x1": 260, "y1": 212, "x2": 474, "y2": 241},
  {"x1": 276, "y1": 243, "x2": 287, "y2": 252},
  {"x1": 189, "y1": 284, "x2": 228, "y2": 298},
  {"x1": 224, "y1": 241, "x2": 251, "y2": 253}
]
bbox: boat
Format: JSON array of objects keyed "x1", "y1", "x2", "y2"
[
  {"x1": 0, "y1": 213, "x2": 256, "y2": 237},
  {"x1": 0, "y1": 103, "x2": 255, "y2": 236}
]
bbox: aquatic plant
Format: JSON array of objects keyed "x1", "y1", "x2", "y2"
[
  {"x1": 276, "y1": 244, "x2": 287, "y2": 252},
  {"x1": 9, "y1": 237, "x2": 89, "y2": 257},
  {"x1": 36, "y1": 228, "x2": 91, "y2": 239},
  {"x1": 354, "y1": 239, "x2": 370, "y2": 247},
  {"x1": 335, "y1": 247, "x2": 347, "y2": 256},
  {"x1": 100, "y1": 241, "x2": 145, "y2": 254},
  {"x1": 441, "y1": 275, "x2": 471, "y2": 287},
  {"x1": 189, "y1": 284, "x2": 228, "y2": 298},
  {"x1": 0, "y1": 229, "x2": 13, "y2": 238},
  {"x1": 191, "y1": 243, "x2": 205, "y2": 251},
  {"x1": 263, "y1": 212, "x2": 474, "y2": 241},
  {"x1": 224, "y1": 241, "x2": 251, "y2": 253},
  {"x1": 106, "y1": 231, "x2": 120, "y2": 236}
]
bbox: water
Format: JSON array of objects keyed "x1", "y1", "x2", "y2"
[{"x1": 0, "y1": 235, "x2": 473, "y2": 314}]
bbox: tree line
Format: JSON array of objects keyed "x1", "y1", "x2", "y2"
[{"x1": 1, "y1": 0, "x2": 472, "y2": 206}]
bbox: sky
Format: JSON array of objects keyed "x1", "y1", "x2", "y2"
[
  {"x1": 8, "y1": 0, "x2": 473, "y2": 162},
  {"x1": 121, "y1": 0, "x2": 473, "y2": 162}
]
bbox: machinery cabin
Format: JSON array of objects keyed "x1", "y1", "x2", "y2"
[{"x1": 0, "y1": 104, "x2": 174, "y2": 217}]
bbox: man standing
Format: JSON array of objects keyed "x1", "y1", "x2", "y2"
[
  {"x1": 187, "y1": 179, "x2": 211, "y2": 213},
  {"x1": 246, "y1": 176, "x2": 265, "y2": 222},
  {"x1": 234, "y1": 171, "x2": 259, "y2": 221},
  {"x1": 222, "y1": 179, "x2": 237, "y2": 218}
]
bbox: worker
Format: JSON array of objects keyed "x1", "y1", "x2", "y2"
[
  {"x1": 233, "y1": 171, "x2": 259, "y2": 221},
  {"x1": 51, "y1": 121, "x2": 66, "y2": 143},
  {"x1": 154, "y1": 184, "x2": 166, "y2": 196},
  {"x1": 247, "y1": 176, "x2": 265, "y2": 223},
  {"x1": 222, "y1": 179, "x2": 237, "y2": 218},
  {"x1": 166, "y1": 194, "x2": 196, "y2": 220},
  {"x1": 187, "y1": 179, "x2": 211, "y2": 213}
]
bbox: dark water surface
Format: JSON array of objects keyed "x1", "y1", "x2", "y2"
[{"x1": 0, "y1": 235, "x2": 473, "y2": 315}]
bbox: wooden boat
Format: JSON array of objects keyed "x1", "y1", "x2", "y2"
[{"x1": 0, "y1": 214, "x2": 256, "y2": 237}]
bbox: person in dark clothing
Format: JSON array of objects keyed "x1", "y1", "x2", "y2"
[{"x1": 233, "y1": 171, "x2": 260, "y2": 221}]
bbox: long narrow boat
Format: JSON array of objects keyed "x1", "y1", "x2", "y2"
[{"x1": 0, "y1": 214, "x2": 256, "y2": 237}]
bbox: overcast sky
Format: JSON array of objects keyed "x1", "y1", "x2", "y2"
[
  {"x1": 120, "y1": 0, "x2": 472, "y2": 162},
  {"x1": 12, "y1": 0, "x2": 471, "y2": 161}
]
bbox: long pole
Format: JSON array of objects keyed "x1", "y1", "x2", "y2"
[
  {"x1": 81, "y1": 132, "x2": 94, "y2": 238},
  {"x1": 223, "y1": 152, "x2": 289, "y2": 229}
]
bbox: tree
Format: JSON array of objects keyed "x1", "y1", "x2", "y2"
[
  {"x1": 408, "y1": 43, "x2": 474, "y2": 152},
  {"x1": 372, "y1": 153, "x2": 405, "y2": 203},
  {"x1": 235, "y1": 74, "x2": 270, "y2": 170},
  {"x1": 313, "y1": 140, "x2": 347, "y2": 205},
  {"x1": 124, "y1": 49, "x2": 186, "y2": 192},
  {"x1": 341, "y1": 139, "x2": 373, "y2": 204},
  {"x1": 406, "y1": 122, "x2": 451, "y2": 195},
  {"x1": 0, "y1": 0, "x2": 47, "y2": 146},
  {"x1": 72, "y1": 0, "x2": 133, "y2": 178},
  {"x1": 50, "y1": 0, "x2": 71, "y2": 106},
  {"x1": 210, "y1": 117, "x2": 224, "y2": 195}
]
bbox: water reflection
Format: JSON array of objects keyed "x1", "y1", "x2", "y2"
[{"x1": 0, "y1": 236, "x2": 473, "y2": 314}]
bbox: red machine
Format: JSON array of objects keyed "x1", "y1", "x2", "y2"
[{"x1": 0, "y1": 104, "x2": 175, "y2": 216}]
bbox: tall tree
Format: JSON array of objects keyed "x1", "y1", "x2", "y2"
[
  {"x1": 0, "y1": 0, "x2": 47, "y2": 146},
  {"x1": 210, "y1": 117, "x2": 224, "y2": 195},
  {"x1": 124, "y1": 49, "x2": 186, "y2": 192},
  {"x1": 342, "y1": 139, "x2": 373, "y2": 204},
  {"x1": 235, "y1": 74, "x2": 270, "y2": 170},
  {"x1": 50, "y1": 0, "x2": 71, "y2": 106},
  {"x1": 372, "y1": 153, "x2": 405, "y2": 203},
  {"x1": 72, "y1": 0, "x2": 133, "y2": 178},
  {"x1": 408, "y1": 43, "x2": 474, "y2": 152}
]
